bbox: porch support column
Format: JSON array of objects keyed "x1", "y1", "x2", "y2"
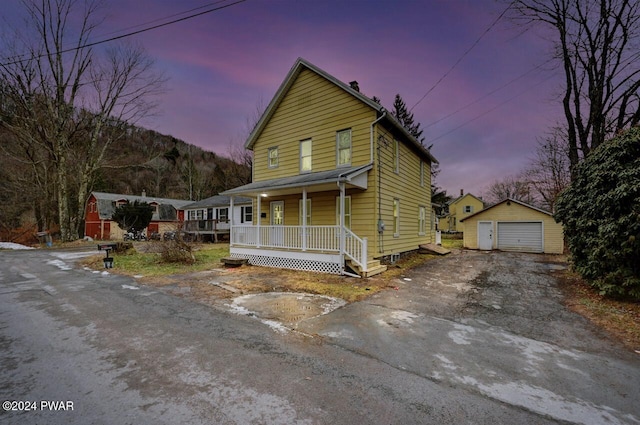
[
  {"x1": 302, "y1": 187, "x2": 307, "y2": 251},
  {"x1": 256, "y1": 194, "x2": 261, "y2": 248},
  {"x1": 229, "y1": 196, "x2": 235, "y2": 246},
  {"x1": 339, "y1": 182, "x2": 345, "y2": 256}
]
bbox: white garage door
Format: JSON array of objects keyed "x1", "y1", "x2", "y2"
[{"x1": 497, "y1": 222, "x2": 543, "y2": 253}]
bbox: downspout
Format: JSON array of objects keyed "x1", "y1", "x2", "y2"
[{"x1": 370, "y1": 110, "x2": 386, "y2": 254}]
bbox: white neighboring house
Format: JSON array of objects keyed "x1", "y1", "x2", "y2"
[{"x1": 181, "y1": 195, "x2": 253, "y2": 242}]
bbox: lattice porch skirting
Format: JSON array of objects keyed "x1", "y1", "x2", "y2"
[{"x1": 229, "y1": 247, "x2": 343, "y2": 275}]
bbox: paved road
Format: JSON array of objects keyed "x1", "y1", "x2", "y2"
[
  {"x1": 0, "y1": 248, "x2": 638, "y2": 424},
  {"x1": 299, "y1": 250, "x2": 640, "y2": 425}
]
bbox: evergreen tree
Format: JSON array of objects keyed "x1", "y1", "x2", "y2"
[
  {"x1": 392, "y1": 94, "x2": 424, "y2": 146},
  {"x1": 112, "y1": 201, "x2": 154, "y2": 234}
]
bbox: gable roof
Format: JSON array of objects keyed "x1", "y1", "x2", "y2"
[
  {"x1": 460, "y1": 198, "x2": 553, "y2": 222},
  {"x1": 449, "y1": 193, "x2": 484, "y2": 206},
  {"x1": 245, "y1": 57, "x2": 437, "y2": 164},
  {"x1": 182, "y1": 195, "x2": 252, "y2": 210},
  {"x1": 91, "y1": 191, "x2": 192, "y2": 221}
]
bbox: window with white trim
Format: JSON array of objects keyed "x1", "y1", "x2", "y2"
[
  {"x1": 336, "y1": 129, "x2": 352, "y2": 166},
  {"x1": 393, "y1": 198, "x2": 400, "y2": 237},
  {"x1": 298, "y1": 199, "x2": 312, "y2": 225},
  {"x1": 393, "y1": 140, "x2": 399, "y2": 174},
  {"x1": 300, "y1": 139, "x2": 312, "y2": 173},
  {"x1": 464, "y1": 205, "x2": 473, "y2": 213},
  {"x1": 268, "y1": 147, "x2": 279, "y2": 168},
  {"x1": 335, "y1": 196, "x2": 352, "y2": 229},
  {"x1": 240, "y1": 206, "x2": 253, "y2": 223},
  {"x1": 217, "y1": 208, "x2": 229, "y2": 222},
  {"x1": 419, "y1": 206, "x2": 426, "y2": 235},
  {"x1": 188, "y1": 209, "x2": 204, "y2": 220}
]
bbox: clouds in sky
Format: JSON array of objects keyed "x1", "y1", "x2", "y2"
[{"x1": 4, "y1": 0, "x2": 564, "y2": 197}]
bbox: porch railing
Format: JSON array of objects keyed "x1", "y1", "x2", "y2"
[
  {"x1": 183, "y1": 219, "x2": 229, "y2": 232},
  {"x1": 231, "y1": 225, "x2": 368, "y2": 271}
]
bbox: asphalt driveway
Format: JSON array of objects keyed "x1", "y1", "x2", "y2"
[{"x1": 296, "y1": 250, "x2": 640, "y2": 425}]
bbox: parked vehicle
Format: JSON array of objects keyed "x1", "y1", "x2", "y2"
[{"x1": 123, "y1": 228, "x2": 147, "y2": 241}]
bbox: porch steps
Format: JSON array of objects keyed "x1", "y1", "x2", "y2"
[{"x1": 346, "y1": 259, "x2": 387, "y2": 278}]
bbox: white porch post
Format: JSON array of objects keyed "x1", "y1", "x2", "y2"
[
  {"x1": 256, "y1": 194, "x2": 261, "y2": 248},
  {"x1": 302, "y1": 187, "x2": 307, "y2": 251},
  {"x1": 339, "y1": 182, "x2": 345, "y2": 256},
  {"x1": 229, "y1": 196, "x2": 234, "y2": 245}
]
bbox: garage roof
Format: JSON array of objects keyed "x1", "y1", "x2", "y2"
[{"x1": 460, "y1": 198, "x2": 553, "y2": 222}]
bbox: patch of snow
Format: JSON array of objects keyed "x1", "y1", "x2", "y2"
[
  {"x1": 0, "y1": 242, "x2": 34, "y2": 250},
  {"x1": 121, "y1": 285, "x2": 139, "y2": 290},
  {"x1": 133, "y1": 275, "x2": 144, "y2": 279},
  {"x1": 391, "y1": 310, "x2": 419, "y2": 323},
  {"x1": 51, "y1": 251, "x2": 95, "y2": 259},
  {"x1": 101, "y1": 271, "x2": 109, "y2": 275},
  {"x1": 46, "y1": 259, "x2": 72, "y2": 271}
]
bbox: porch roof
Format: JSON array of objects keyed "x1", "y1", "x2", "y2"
[{"x1": 221, "y1": 164, "x2": 372, "y2": 197}]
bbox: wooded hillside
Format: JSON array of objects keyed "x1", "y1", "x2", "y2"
[{"x1": 0, "y1": 123, "x2": 251, "y2": 244}]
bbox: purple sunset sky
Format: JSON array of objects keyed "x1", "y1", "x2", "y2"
[{"x1": 5, "y1": 0, "x2": 563, "y2": 198}]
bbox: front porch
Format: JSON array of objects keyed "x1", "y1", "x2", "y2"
[
  {"x1": 222, "y1": 165, "x2": 386, "y2": 277},
  {"x1": 228, "y1": 224, "x2": 384, "y2": 276}
]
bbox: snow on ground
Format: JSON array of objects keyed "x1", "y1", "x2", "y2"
[{"x1": 0, "y1": 242, "x2": 35, "y2": 250}]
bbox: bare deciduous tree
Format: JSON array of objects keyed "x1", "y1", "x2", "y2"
[
  {"x1": 484, "y1": 175, "x2": 537, "y2": 206},
  {"x1": 509, "y1": 0, "x2": 640, "y2": 176},
  {"x1": 522, "y1": 127, "x2": 571, "y2": 211},
  {"x1": 0, "y1": 0, "x2": 165, "y2": 241}
]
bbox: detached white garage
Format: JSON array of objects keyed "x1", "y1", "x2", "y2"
[{"x1": 461, "y1": 199, "x2": 564, "y2": 254}]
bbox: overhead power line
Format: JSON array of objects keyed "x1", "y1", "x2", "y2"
[
  {"x1": 409, "y1": 1, "x2": 514, "y2": 112},
  {"x1": 425, "y1": 58, "x2": 555, "y2": 129},
  {"x1": 428, "y1": 71, "x2": 559, "y2": 144},
  {"x1": 0, "y1": 0, "x2": 248, "y2": 67}
]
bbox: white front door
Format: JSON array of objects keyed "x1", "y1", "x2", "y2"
[
  {"x1": 478, "y1": 221, "x2": 493, "y2": 250},
  {"x1": 270, "y1": 201, "x2": 284, "y2": 246}
]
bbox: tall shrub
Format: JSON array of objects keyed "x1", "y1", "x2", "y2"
[{"x1": 555, "y1": 127, "x2": 640, "y2": 299}]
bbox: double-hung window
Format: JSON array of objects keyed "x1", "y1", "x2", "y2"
[
  {"x1": 393, "y1": 140, "x2": 399, "y2": 174},
  {"x1": 393, "y1": 198, "x2": 400, "y2": 237},
  {"x1": 268, "y1": 147, "x2": 279, "y2": 168},
  {"x1": 337, "y1": 129, "x2": 352, "y2": 166},
  {"x1": 418, "y1": 206, "x2": 426, "y2": 236},
  {"x1": 299, "y1": 199, "x2": 312, "y2": 225},
  {"x1": 336, "y1": 196, "x2": 352, "y2": 229},
  {"x1": 240, "y1": 206, "x2": 253, "y2": 223},
  {"x1": 217, "y1": 208, "x2": 229, "y2": 222},
  {"x1": 300, "y1": 139, "x2": 312, "y2": 173}
]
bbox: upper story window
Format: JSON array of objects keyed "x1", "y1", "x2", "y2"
[
  {"x1": 393, "y1": 140, "x2": 399, "y2": 174},
  {"x1": 89, "y1": 202, "x2": 97, "y2": 213},
  {"x1": 300, "y1": 139, "x2": 312, "y2": 173},
  {"x1": 464, "y1": 205, "x2": 473, "y2": 214},
  {"x1": 268, "y1": 147, "x2": 279, "y2": 168},
  {"x1": 336, "y1": 129, "x2": 352, "y2": 166}
]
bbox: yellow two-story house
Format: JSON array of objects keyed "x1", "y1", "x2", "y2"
[
  {"x1": 440, "y1": 192, "x2": 485, "y2": 233},
  {"x1": 222, "y1": 58, "x2": 438, "y2": 277}
]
